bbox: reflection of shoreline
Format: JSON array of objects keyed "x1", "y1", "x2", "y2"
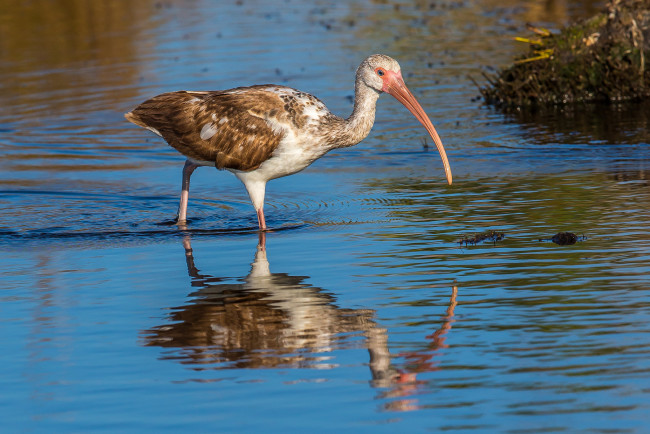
[
  {"x1": 142, "y1": 233, "x2": 458, "y2": 411},
  {"x1": 0, "y1": 1, "x2": 155, "y2": 115},
  {"x1": 508, "y1": 101, "x2": 650, "y2": 146}
]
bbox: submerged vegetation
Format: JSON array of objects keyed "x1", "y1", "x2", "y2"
[
  {"x1": 538, "y1": 232, "x2": 588, "y2": 245},
  {"x1": 458, "y1": 230, "x2": 505, "y2": 246},
  {"x1": 479, "y1": 0, "x2": 650, "y2": 109},
  {"x1": 550, "y1": 232, "x2": 579, "y2": 245}
]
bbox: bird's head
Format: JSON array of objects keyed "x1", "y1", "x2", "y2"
[{"x1": 358, "y1": 54, "x2": 452, "y2": 186}]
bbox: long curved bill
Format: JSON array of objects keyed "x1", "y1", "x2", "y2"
[{"x1": 383, "y1": 71, "x2": 452, "y2": 185}]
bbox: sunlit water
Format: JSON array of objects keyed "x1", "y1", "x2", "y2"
[{"x1": 1, "y1": 0, "x2": 649, "y2": 432}]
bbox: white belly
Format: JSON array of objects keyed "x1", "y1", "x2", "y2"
[{"x1": 231, "y1": 136, "x2": 327, "y2": 183}]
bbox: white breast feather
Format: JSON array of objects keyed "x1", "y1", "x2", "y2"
[{"x1": 231, "y1": 86, "x2": 330, "y2": 184}]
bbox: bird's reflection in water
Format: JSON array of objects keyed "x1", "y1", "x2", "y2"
[
  {"x1": 144, "y1": 233, "x2": 376, "y2": 369},
  {"x1": 141, "y1": 233, "x2": 457, "y2": 411}
]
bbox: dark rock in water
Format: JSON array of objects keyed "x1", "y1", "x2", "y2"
[
  {"x1": 551, "y1": 232, "x2": 579, "y2": 245},
  {"x1": 478, "y1": 0, "x2": 650, "y2": 110}
]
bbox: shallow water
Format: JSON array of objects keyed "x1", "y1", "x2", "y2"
[{"x1": 2, "y1": 0, "x2": 650, "y2": 432}]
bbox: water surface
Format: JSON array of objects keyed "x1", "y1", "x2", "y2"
[{"x1": 1, "y1": 0, "x2": 649, "y2": 432}]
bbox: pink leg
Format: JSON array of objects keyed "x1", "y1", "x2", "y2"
[
  {"x1": 256, "y1": 207, "x2": 267, "y2": 231},
  {"x1": 177, "y1": 160, "x2": 199, "y2": 223}
]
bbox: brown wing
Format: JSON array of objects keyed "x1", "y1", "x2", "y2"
[{"x1": 125, "y1": 87, "x2": 287, "y2": 171}]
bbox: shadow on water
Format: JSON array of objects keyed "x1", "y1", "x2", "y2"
[{"x1": 141, "y1": 233, "x2": 458, "y2": 412}]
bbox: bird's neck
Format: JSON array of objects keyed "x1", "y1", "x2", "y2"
[{"x1": 334, "y1": 81, "x2": 380, "y2": 148}]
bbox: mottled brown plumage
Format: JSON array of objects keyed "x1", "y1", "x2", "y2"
[
  {"x1": 126, "y1": 88, "x2": 293, "y2": 171},
  {"x1": 125, "y1": 54, "x2": 452, "y2": 230}
]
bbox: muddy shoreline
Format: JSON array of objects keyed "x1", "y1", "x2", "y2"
[{"x1": 479, "y1": 0, "x2": 650, "y2": 110}]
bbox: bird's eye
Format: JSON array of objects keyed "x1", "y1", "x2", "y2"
[{"x1": 376, "y1": 68, "x2": 385, "y2": 77}]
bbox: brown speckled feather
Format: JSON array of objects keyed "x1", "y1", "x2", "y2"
[{"x1": 125, "y1": 87, "x2": 291, "y2": 171}]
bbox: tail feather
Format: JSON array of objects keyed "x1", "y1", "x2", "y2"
[
  {"x1": 124, "y1": 111, "x2": 147, "y2": 128},
  {"x1": 125, "y1": 92, "x2": 195, "y2": 131}
]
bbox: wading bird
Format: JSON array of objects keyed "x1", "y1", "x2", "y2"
[{"x1": 125, "y1": 54, "x2": 452, "y2": 230}]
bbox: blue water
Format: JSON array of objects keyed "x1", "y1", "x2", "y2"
[{"x1": 1, "y1": 0, "x2": 649, "y2": 432}]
